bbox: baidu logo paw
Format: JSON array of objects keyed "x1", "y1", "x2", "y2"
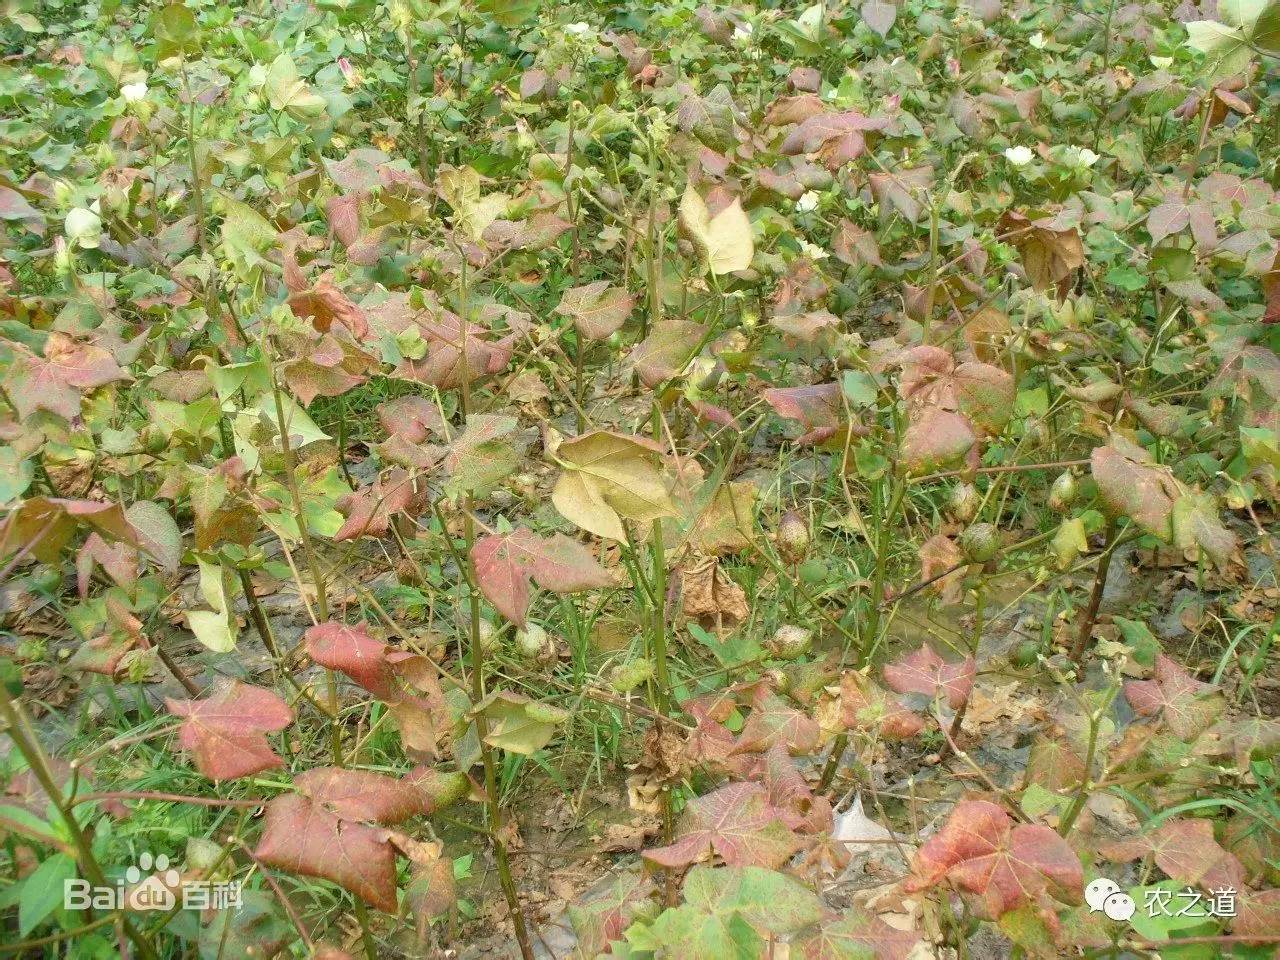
[{"x1": 123, "y1": 852, "x2": 181, "y2": 911}]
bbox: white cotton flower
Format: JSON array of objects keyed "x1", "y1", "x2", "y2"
[
  {"x1": 64, "y1": 205, "x2": 102, "y2": 249},
  {"x1": 797, "y1": 190, "x2": 821, "y2": 213},
  {"x1": 799, "y1": 239, "x2": 828, "y2": 260},
  {"x1": 1029, "y1": 31, "x2": 1048, "y2": 49},
  {"x1": 733, "y1": 21, "x2": 754, "y2": 42},
  {"x1": 121, "y1": 80, "x2": 148, "y2": 103},
  {"x1": 1004, "y1": 145, "x2": 1034, "y2": 167},
  {"x1": 1150, "y1": 55, "x2": 1173, "y2": 69},
  {"x1": 1076, "y1": 147, "x2": 1100, "y2": 167},
  {"x1": 564, "y1": 21, "x2": 591, "y2": 36}
]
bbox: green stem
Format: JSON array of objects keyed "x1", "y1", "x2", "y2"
[
  {"x1": 353, "y1": 896, "x2": 377, "y2": 960},
  {"x1": 266, "y1": 354, "x2": 340, "y2": 765},
  {"x1": 457, "y1": 253, "x2": 534, "y2": 960}
]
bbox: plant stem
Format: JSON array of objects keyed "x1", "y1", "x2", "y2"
[
  {"x1": 352, "y1": 896, "x2": 378, "y2": 960},
  {"x1": 237, "y1": 569, "x2": 282, "y2": 660},
  {"x1": 0, "y1": 686, "x2": 160, "y2": 960},
  {"x1": 266, "y1": 356, "x2": 340, "y2": 765},
  {"x1": 1070, "y1": 516, "x2": 1119, "y2": 665},
  {"x1": 456, "y1": 255, "x2": 534, "y2": 960},
  {"x1": 1058, "y1": 708, "x2": 1102, "y2": 836},
  {"x1": 944, "y1": 577, "x2": 984, "y2": 753},
  {"x1": 819, "y1": 467, "x2": 905, "y2": 793}
]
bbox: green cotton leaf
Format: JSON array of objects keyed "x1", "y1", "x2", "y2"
[
  {"x1": 1113, "y1": 617, "x2": 1161, "y2": 667},
  {"x1": 840, "y1": 370, "x2": 878, "y2": 408},
  {"x1": 629, "y1": 866, "x2": 823, "y2": 959},
  {"x1": 477, "y1": 0, "x2": 541, "y2": 27},
  {"x1": 265, "y1": 54, "x2": 328, "y2": 123},
  {"x1": 438, "y1": 167, "x2": 510, "y2": 242},
  {"x1": 149, "y1": 2, "x2": 201, "y2": 58},
  {"x1": 187, "y1": 558, "x2": 237, "y2": 653},
  {"x1": 0, "y1": 447, "x2": 34, "y2": 504},
  {"x1": 1171, "y1": 489, "x2": 1238, "y2": 568},
  {"x1": 1240, "y1": 426, "x2": 1280, "y2": 469},
  {"x1": 1126, "y1": 881, "x2": 1217, "y2": 941},
  {"x1": 1020, "y1": 783, "x2": 1068, "y2": 820},
  {"x1": 18, "y1": 852, "x2": 76, "y2": 936},
  {"x1": 442, "y1": 414, "x2": 520, "y2": 500},
  {"x1": 207, "y1": 359, "x2": 271, "y2": 405},
  {"x1": 216, "y1": 195, "x2": 278, "y2": 281},
  {"x1": 253, "y1": 391, "x2": 329, "y2": 456},
  {"x1": 1105, "y1": 265, "x2": 1147, "y2": 291},
  {"x1": 628, "y1": 904, "x2": 761, "y2": 959},
  {"x1": 998, "y1": 905, "x2": 1058, "y2": 958},
  {"x1": 472, "y1": 690, "x2": 569, "y2": 754},
  {"x1": 1184, "y1": 0, "x2": 1277, "y2": 75},
  {"x1": 126, "y1": 500, "x2": 183, "y2": 573}
]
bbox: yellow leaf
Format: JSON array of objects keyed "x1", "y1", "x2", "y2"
[
  {"x1": 551, "y1": 431, "x2": 677, "y2": 541},
  {"x1": 679, "y1": 185, "x2": 754, "y2": 275}
]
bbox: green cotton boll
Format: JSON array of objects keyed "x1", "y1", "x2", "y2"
[{"x1": 609, "y1": 659, "x2": 655, "y2": 693}]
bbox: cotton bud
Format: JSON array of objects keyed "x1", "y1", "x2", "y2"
[
  {"x1": 684, "y1": 355, "x2": 722, "y2": 392},
  {"x1": 1073, "y1": 294, "x2": 1095, "y2": 325},
  {"x1": 1048, "y1": 472, "x2": 1077, "y2": 511},
  {"x1": 776, "y1": 510, "x2": 810, "y2": 564},
  {"x1": 515, "y1": 623, "x2": 551, "y2": 661},
  {"x1": 960, "y1": 522, "x2": 1000, "y2": 564},
  {"x1": 948, "y1": 482, "x2": 980, "y2": 523},
  {"x1": 767, "y1": 625, "x2": 813, "y2": 660},
  {"x1": 1048, "y1": 297, "x2": 1076, "y2": 328},
  {"x1": 474, "y1": 618, "x2": 501, "y2": 653}
]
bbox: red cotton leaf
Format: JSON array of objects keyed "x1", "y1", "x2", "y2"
[
  {"x1": 554, "y1": 280, "x2": 636, "y2": 341},
  {"x1": 883, "y1": 644, "x2": 976, "y2": 710},
  {"x1": 797, "y1": 905, "x2": 921, "y2": 960},
  {"x1": 734, "y1": 687, "x2": 822, "y2": 756},
  {"x1": 918, "y1": 533, "x2": 965, "y2": 604},
  {"x1": 255, "y1": 766, "x2": 427, "y2": 911},
  {"x1": 1091, "y1": 439, "x2": 1180, "y2": 540},
  {"x1": 1148, "y1": 819, "x2": 1246, "y2": 892},
  {"x1": 898, "y1": 346, "x2": 1015, "y2": 434},
  {"x1": 287, "y1": 276, "x2": 370, "y2": 341},
  {"x1": 305, "y1": 623, "x2": 449, "y2": 758},
  {"x1": 6, "y1": 333, "x2": 126, "y2": 421},
  {"x1": 305, "y1": 621, "x2": 398, "y2": 698},
  {"x1": 165, "y1": 679, "x2": 293, "y2": 782},
  {"x1": 902, "y1": 407, "x2": 976, "y2": 474},
  {"x1": 471, "y1": 526, "x2": 611, "y2": 626},
  {"x1": 906, "y1": 800, "x2": 1083, "y2": 920},
  {"x1": 643, "y1": 781, "x2": 802, "y2": 870},
  {"x1": 0, "y1": 498, "x2": 139, "y2": 565},
  {"x1": 762, "y1": 382, "x2": 850, "y2": 445},
  {"x1": 334, "y1": 469, "x2": 419, "y2": 542},
  {"x1": 1122, "y1": 653, "x2": 1224, "y2": 740},
  {"x1": 834, "y1": 673, "x2": 925, "y2": 740},
  {"x1": 292, "y1": 766, "x2": 432, "y2": 823},
  {"x1": 375, "y1": 396, "x2": 443, "y2": 444}
]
